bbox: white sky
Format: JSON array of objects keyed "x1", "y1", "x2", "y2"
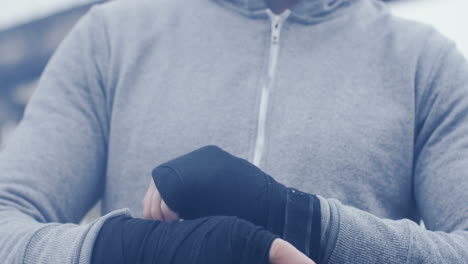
[
  {"x1": 0, "y1": 0, "x2": 95, "y2": 31},
  {"x1": 0, "y1": 0, "x2": 467, "y2": 56},
  {"x1": 388, "y1": 0, "x2": 468, "y2": 57}
]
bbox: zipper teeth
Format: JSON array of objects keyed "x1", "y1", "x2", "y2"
[{"x1": 253, "y1": 10, "x2": 291, "y2": 167}]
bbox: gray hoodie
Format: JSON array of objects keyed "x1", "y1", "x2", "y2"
[{"x1": 0, "y1": 0, "x2": 467, "y2": 263}]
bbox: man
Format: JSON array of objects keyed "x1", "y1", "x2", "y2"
[{"x1": 0, "y1": 0, "x2": 467, "y2": 263}]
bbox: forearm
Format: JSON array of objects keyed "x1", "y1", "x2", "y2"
[
  {"x1": 319, "y1": 198, "x2": 468, "y2": 263},
  {"x1": 91, "y1": 215, "x2": 277, "y2": 264},
  {"x1": 0, "y1": 207, "x2": 129, "y2": 263}
]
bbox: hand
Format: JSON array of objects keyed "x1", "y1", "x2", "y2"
[
  {"x1": 150, "y1": 145, "x2": 287, "y2": 234},
  {"x1": 92, "y1": 215, "x2": 315, "y2": 264},
  {"x1": 149, "y1": 146, "x2": 323, "y2": 262},
  {"x1": 141, "y1": 174, "x2": 314, "y2": 263}
]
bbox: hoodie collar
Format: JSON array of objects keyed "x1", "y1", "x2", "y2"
[{"x1": 216, "y1": 0, "x2": 353, "y2": 24}]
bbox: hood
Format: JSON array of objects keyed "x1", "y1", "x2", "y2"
[{"x1": 215, "y1": 0, "x2": 355, "y2": 24}]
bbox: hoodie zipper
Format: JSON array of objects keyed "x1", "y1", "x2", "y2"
[{"x1": 253, "y1": 9, "x2": 291, "y2": 167}]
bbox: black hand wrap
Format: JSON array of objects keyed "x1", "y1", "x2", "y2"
[
  {"x1": 92, "y1": 215, "x2": 277, "y2": 264},
  {"x1": 152, "y1": 145, "x2": 322, "y2": 262},
  {"x1": 284, "y1": 188, "x2": 322, "y2": 261}
]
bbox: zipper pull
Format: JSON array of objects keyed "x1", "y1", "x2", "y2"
[
  {"x1": 271, "y1": 15, "x2": 282, "y2": 45},
  {"x1": 268, "y1": 10, "x2": 291, "y2": 46}
]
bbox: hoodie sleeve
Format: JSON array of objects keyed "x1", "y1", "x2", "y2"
[
  {"x1": 0, "y1": 6, "x2": 130, "y2": 264},
  {"x1": 319, "y1": 32, "x2": 468, "y2": 263}
]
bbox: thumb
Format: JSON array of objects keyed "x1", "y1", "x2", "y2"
[{"x1": 269, "y1": 239, "x2": 316, "y2": 264}]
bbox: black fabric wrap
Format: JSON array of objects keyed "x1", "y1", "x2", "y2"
[
  {"x1": 91, "y1": 215, "x2": 277, "y2": 264},
  {"x1": 284, "y1": 188, "x2": 322, "y2": 262},
  {"x1": 152, "y1": 146, "x2": 283, "y2": 231},
  {"x1": 152, "y1": 145, "x2": 323, "y2": 262}
]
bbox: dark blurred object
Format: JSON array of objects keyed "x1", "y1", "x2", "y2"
[{"x1": 0, "y1": 2, "x2": 105, "y2": 145}]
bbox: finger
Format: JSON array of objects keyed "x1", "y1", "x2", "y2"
[
  {"x1": 151, "y1": 187, "x2": 164, "y2": 221},
  {"x1": 269, "y1": 239, "x2": 315, "y2": 264},
  {"x1": 143, "y1": 182, "x2": 154, "y2": 219},
  {"x1": 161, "y1": 199, "x2": 180, "y2": 222}
]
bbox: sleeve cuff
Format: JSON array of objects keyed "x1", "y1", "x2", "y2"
[
  {"x1": 23, "y1": 209, "x2": 131, "y2": 264},
  {"x1": 318, "y1": 198, "x2": 411, "y2": 264}
]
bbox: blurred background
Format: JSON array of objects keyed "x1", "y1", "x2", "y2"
[
  {"x1": 0, "y1": 0, "x2": 106, "y2": 146},
  {"x1": 0, "y1": 0, "x2": 467, "y2": 147}
]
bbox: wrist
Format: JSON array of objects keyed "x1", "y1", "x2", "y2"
[
  {"x1": 266, "y1": 178, "x2": 288, "y2": 235},
  {"x1": 92, "y1": 215, "x2": 162, "y2": 264},
  {"x1": 282, "y1": 188, "x2": 322, "y2": 262}
]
